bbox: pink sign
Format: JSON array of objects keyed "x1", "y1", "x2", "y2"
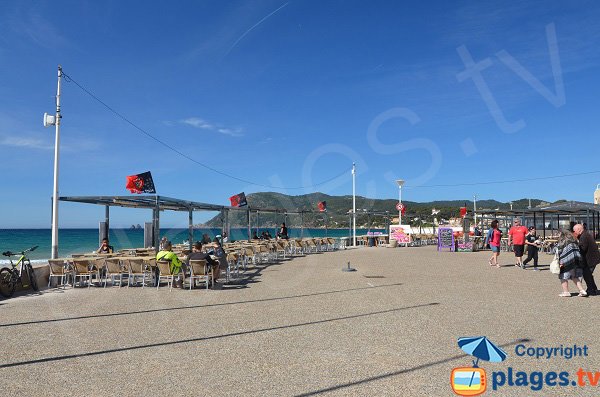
[{"x1": 390, "y1": 225, "x2": 410, "y2": 243}]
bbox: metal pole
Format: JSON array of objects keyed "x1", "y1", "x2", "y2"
[
  {"x1": 50, "y1": 65, "x2": 62, "y2": 259},
  {"x1": 399, "y1": 185, "x2": 402, "y2": 226},
  {"x1": 473, "y1": 194, "x2": 477, "y2": 226},
  {"x1": 586, "y1": 209, "x2": 590, "y2": 229},
  {"x1": 247, "y1": 210, "x2": 251, "y2": 241},
  {"x1": 105, "y1": 205, "x2": 110, "y2": 234},
  {"x1": 542, "y1": 212, "x2": 546, "y2": 238},
  {"x1": 154, "y1": 196, "x2": 160, "y2": 253},
  {"x1": 188, "y1": 209, "x2": 193, "y2": 250},
  {"x1": 352, "y1": 163, "x2": 356, "y2": 246}
]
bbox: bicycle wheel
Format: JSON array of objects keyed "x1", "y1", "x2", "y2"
[
  {"x1": 25, "y1": 264, "x2": 38, "y2": 291},
  {"x1": 0, "y1": 267, "x2": 16, "y2": 298}
]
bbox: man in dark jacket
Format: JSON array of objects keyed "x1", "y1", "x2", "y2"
[
  {"x1": 573, "y1": 224, "x2": 599, "y2": 296},
  {"x1": 187, "y1": 241, "x2": 219, "y2": 287}
]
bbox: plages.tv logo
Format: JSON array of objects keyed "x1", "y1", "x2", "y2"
[{"x1": 451, "y1": 336, "x2": 508, "y2": 396}]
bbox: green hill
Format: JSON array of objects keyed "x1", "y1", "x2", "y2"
[{"x1": 203, "y1": 193, "x2": 550, "y2": 228}]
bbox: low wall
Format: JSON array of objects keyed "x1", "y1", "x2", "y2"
[{"x1": 12, "y1": 263, "x2": 50, "y2": 293}]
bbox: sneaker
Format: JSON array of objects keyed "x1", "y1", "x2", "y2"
[
  {"x1": 533, "y1": 267, "x2": 540, "y2": 271},
  {"x1": 578, "y1": 290, "x2": 588, "y2": 297},
  {"x1": 515, "y1": 263, "x2": 522, "y2": 268}
]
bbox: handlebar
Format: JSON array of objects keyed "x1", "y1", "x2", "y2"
[{"x1": 2, "y1": 245, "x2": 38, "y2": 257}]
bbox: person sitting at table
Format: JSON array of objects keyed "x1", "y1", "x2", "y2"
[
  {"x1": 187, "y1": 241, "x2": 220, "y2": 287},
  {"x1": 156, "y1": 241, "x2": 185, "y2": 288},
  {"x1": 208, "y1": 240, "x2": 228, "y2": 286},
  {"x1": 159, "y1": 236, "x2": 168, "y2": 250},
  {"x1": 252, "y1": 231, "x2": 260, "y2": 240},
  {"x1": 97, "y1": 238, "x2": 114, "y2": 254},
  {"x1": 201, "y1": 233, "x2": 212, "y2": 244},
  {"x1": 277, "y1": 223, "x2": 289, "y2": 240}
]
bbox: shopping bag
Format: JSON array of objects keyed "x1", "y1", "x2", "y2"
[{"x1": 549, "y1": 254, "x2": 560, "y2": 274}]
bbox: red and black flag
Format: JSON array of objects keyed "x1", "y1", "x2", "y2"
[
  {"x1": 126, "y1": 171, "x2": 156, "y2": 194},
  {"x1": 229, "y1": 192, "x2": 248, "y2": 207},
  {"x1": 318, "y1": 201, "x2": 327, "y2": 212}
]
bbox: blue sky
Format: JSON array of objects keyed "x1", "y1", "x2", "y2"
[{"x1": 2, "y1": 0, "x2": 600, "y2": 228}]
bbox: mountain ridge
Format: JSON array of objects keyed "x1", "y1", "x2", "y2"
[{"x1": 203, "y1": 192, "x2": 559, "y2": 228}]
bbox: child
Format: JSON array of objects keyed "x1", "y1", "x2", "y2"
[{"x1": 523, "y1": 226, "x2": 540, "y2": 270}]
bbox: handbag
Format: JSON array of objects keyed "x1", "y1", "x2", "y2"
[{"x1": 549, "y1": 253, "x2": 560, "y2": 274}]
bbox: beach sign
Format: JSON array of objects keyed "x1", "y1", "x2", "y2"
[
  {"x1": 396, "y1": 203, "x2": 406, "y2": 214},
  {"x1": 390, "y1": 225, "x2": 410, "y2": 244},
  {"x1": 438, "y1": 227, "x2": 454, "y2": 251}
]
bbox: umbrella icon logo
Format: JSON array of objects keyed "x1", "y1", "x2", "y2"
[{"x1": 451, "y1": 336, "x2": 508, "y2": 396}]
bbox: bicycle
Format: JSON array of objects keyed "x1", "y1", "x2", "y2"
[{"x1": 0, "y1": 245, "x2": 39, "y2": 298}]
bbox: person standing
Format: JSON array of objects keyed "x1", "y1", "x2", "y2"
[
  {"x1": 508, "y1": 218, "x2": 528, "y2": 269},
  {"x1": 486, "y1": 220, "x2": 502, "y2": 268},
  {"x1": 573, "y1": 223, "x2": 599, "y2": 296},
  {"x1": 523, "y1": 226, "x2": 541, "y2": 270},
  {"x1": 556, "y1": 230, "x2": 587, "y2": 297}
]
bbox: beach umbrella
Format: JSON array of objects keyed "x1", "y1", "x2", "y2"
[
  {"x1": 458, "y1": 336, "x2": 507, "y2": 387},
  {"x1": 458, "y1": 336, "x2": 507, "y2": 364}
]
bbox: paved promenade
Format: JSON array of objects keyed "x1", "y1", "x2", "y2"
[{"x1": 1, "y1": 246, "x2": 598, "y2": 396}]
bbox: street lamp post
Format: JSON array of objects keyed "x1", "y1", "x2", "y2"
[
  {"x1": 396, "y1": 179, "x2": 404, "y2": 226},
  {"x1": 44, "y1": 65, "x2": 63, "y2": 259},
  {"x1": 352, "y1": 163, "x2": 356, "y2": 247}
]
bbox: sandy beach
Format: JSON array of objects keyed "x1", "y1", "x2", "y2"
[{"x1": 1, "y1": 245, "x2": 598, "y2": 396}]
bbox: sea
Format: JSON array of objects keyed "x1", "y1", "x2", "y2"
[{"x1": 0, "y1": 228, "x2": 384, "y2": 264}]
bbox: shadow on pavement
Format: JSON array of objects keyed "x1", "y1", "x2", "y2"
[
  {"x1": 293, "y1": 338, "x2": 532, "y2": 396},
  {"x1": 0, "y1": 302, "x2": 438, "y2": 369},
  {"x1": 0, "y1": 283, "x2": 404, "y2": 328}
]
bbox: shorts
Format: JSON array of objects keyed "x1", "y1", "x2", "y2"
[
  {"x1": 513, "y1": 244, "x2": 524, "y2": 257},
  {"x1": 559, "y1": 268, "x2": 583, "y2": 281},
  {"x1": 491, "y1": 245, "x2": 500, "y2": 253}
]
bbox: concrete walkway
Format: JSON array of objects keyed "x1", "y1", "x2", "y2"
[{"x1": 1, "y1": 246, "x2": 598, "y2": 396}]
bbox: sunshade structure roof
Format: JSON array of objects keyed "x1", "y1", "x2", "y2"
[
  {"x1": 475, "y1": 200, "x2": 600, "y2": 238},
  {"x1": 58, "y1": 195, "x2": 329, "y2": 251},
  {"x1": 476, "y1": 201, "x2": 600, "y2": 216},
  {"x1": 59, "y1": 195, "x2": 225, "y2": 212},
  {"x1": 59, "y1": 195, "x2": 325, "y2": 214}
]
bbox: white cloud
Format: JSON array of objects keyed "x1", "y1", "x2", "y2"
[
  {"x1": 217, "y1": 127, "x2": 243, "y2": 137},
  {"x1": 178, "y1": 117, "x2": 244, "y2": 137},
  {"x1": 182, "y1": 117, "x2": 214, "y2": 130},
  {"x1": 0, "y1": 135, "x2": 53, "y2": 150}
]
